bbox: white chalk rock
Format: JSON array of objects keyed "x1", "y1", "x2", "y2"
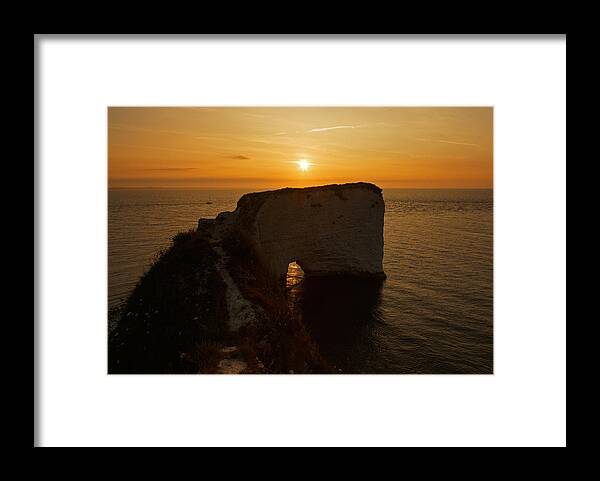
[{"x1": 234, "y1": 182, "x2": 385, "y2": 282}]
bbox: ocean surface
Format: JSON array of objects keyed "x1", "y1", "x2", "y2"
[{"x1": 109, "y1": 188, "x2": 493, "y2": 374}]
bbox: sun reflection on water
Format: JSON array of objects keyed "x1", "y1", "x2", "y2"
[{"x1": 286, "y1": 261, "x2": 304, "y2": 288}]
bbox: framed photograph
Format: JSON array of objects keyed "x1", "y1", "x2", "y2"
[
  {"x1": 35, "y1": 34, "x2": 566, "y2": 447},
  {"x1": 107, "y1": 106, "x2": 493, "y2": 376}
]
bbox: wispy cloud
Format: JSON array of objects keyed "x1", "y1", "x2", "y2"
[
  {"x1": 437, "y1": 139, "x2": 479, "y2": 147},
  {"x1": 109, "y1": 124, "x2": 197, "y2": 137},
  {"x1": 229, "y1": 155, "x2": 250, "y2": 160},
  {"x1": 309, "y1": 125, "x2": 357, "y2": 132},
  {"x1": 416, "y1": 138, "x2": 479, "y2": 147},
  {"x1": 283, "y1": 160, "x2": 318, "y2": 166},
  {"x1": 241, "y1": 112, "x2": 267, "y2": 119},
  {"x1": 144, "y1": 167, "x2": 198, "y2": 172},
  {"x1": 111, "y1": 143, "x2": 208, "y2": 155},
  {"x1": 273, "y1": 125, "x2": 360, "y2": 136}
]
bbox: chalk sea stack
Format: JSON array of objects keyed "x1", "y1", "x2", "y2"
[{"x1": 199, "y1": 182, "x2": 386, "y2": 283}]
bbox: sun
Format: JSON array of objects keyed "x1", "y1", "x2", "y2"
[{"x1": 297, "y1": 159, "x2": 311, "y2": 171}]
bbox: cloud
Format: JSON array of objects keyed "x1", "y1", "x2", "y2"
[
  {"x1": 273, "y1": 125, "x2": 360, "y2": 136},
  {"x1": 230, "y1": 155, "x2": 250, "y2": 160},
  {"x1": 416, "y1": 138, "x2": 479, "y2": 147},
  {"x1": 144, "y1": 167, "x2": 198, "y2": 172},
  {"x1": 309, "y1": 125, "x2": 356, "y2": 132},
  {"x1": 436, "y1": 140, "x2": 479, "y2": 147},
  {"x1": 241, "y1": 112, "x2": 267, "y2": 119}
]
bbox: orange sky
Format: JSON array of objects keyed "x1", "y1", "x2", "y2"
[{"x1": 108, "y1": 107, "x2": 492, "y2": 189}]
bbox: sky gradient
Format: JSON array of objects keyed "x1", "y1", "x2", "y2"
[{"x1": 108, "y1": 107, "x2": 493, "y2": 189}]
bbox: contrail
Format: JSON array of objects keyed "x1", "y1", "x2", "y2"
[
  {"x1": 416, "y1": 137, "x2": 479, "y2": 147},
  {"x1": 309, "y1": 125, "x2": 356, "y2": 132},
  {"x1": 436, "y1": 139, "x2": 479, "y2": 147}
]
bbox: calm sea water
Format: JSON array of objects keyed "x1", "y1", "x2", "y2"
[{"x1": 109, "y1": 188, "x2": 493, "y2": 374}]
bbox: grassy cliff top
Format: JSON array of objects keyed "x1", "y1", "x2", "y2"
[
  {"x1": 237, "y1": 182, "x2": 381, "y2": 206},
  {"x1": 235, "y1": 182, "x2": 383, "y2": 227}
]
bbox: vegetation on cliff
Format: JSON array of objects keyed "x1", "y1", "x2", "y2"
[
  {"x1": 108, "y1": 231, "x2": 229, "y2": 374},
  {"x1": 222, "y1": 231, "x2": 334, "y2": 374},
  {"x1": 108, "y1": 227, "x2": 335, "y2": 374}
]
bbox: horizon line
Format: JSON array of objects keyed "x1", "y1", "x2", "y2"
[{"x1": 108, "y1": 186, "x2": 494, "y2": 190}]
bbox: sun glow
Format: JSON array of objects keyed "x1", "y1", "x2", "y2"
[
  {"x1": 297, "y1": 159, "x2": 311, "y2": 171},
  {"x1": 109, "y1": 107, "x2": 493, "y2": 189}
]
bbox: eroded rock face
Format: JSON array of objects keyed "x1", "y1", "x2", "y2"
[{"x1": 232, "y1": 182, "x2": 385, "y2": 282}]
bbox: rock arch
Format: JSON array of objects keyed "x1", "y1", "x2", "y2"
[{"x1": 232, "y1": 182, "x2": 386, "y2": 283}]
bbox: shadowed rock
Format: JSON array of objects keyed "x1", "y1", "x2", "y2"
[{"x1": 199, "y1": 182, "x2": 386, "y2": 284}]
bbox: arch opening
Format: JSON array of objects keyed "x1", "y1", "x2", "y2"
[{"x1": 286, "y1": 261, "x2": 305, "y2": 288}]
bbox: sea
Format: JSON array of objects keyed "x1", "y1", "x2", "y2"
[{"x1": 109, "y1": 188, "x2": 493, "y2": 374}]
